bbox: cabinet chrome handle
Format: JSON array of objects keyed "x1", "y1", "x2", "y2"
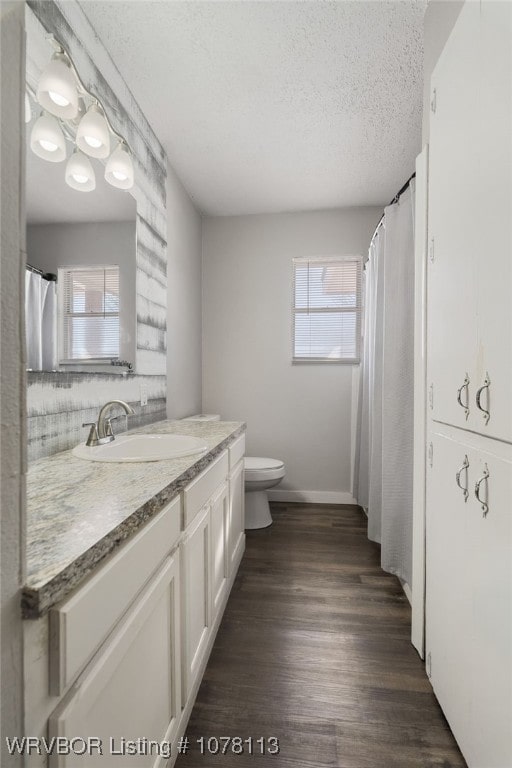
[
  {"x1": 456, "y1": 374, "x2": 470, "y2": 420},
  {"x1": 455, "y1": 455, "x2": 470, "y2": 502},
  {"x1": 474, "y1": 464, "x2": 490, "y2": 517},
  {"x1": 476, "y1": 373, "x2": 491, "y2": 425}
]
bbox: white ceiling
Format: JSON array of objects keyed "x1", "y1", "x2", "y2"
[{"x1": 79, "y1": 0, "x2": 426, "y2": 216}]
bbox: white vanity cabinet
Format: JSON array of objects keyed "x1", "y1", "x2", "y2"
[
  {"x1": 30, "y1": 431, "x2": 246, "y2": 768},
  {"x1": 180, "y1": 445, "x2": 244, "y2": 702},
  {"x1": 48, "y1": 553, "x2": 181, "y2": 768}
]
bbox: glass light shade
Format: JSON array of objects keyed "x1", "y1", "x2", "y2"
[
  {"x1": 65, "y1": 150, "x2": 96, "y2": 192},
  {"x1": 25, "y1": 92, "x2": 32, "y2": 124},
  {"x1": 76, "y1": 104, "x2": 110, "y2": 158},
  {"x1": 30, "y1": 113, "x2": 66, "y2": 162},
  {"x1": 104, "y1": 143, "x2": 134, "y2": 189},
  {"x1": 36, "y1": 54, "x2": 79, "y2": 119}
]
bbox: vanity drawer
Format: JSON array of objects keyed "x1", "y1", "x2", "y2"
[
  {"x1": 229, "y1": 434, "x2": 245, "y2": 469},
  {"x1": 183, "y1": 450, "x2": 228, "y2": 527},
  {"x1": 49, "y1": 494, "x2": 181, "y2": 695}
]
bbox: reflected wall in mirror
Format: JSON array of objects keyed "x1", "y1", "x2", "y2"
[{"x1": 25, "y1": 13, "x2": 137, "y2": 374}]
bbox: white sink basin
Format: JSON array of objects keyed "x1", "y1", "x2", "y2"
[{"x1": 72, "y1": 433, "x2": 208, "y2": 463}]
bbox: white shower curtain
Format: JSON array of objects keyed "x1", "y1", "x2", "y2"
[
  {"x1": 354, "y1": 182, "x2": 415, "y2": 586},
  {"x1": 25, "y1": 270, "x2": 57, "y2": 371}
]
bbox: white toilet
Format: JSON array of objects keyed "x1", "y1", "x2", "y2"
[{"x1": 244, "y1": 457, "x2": 285, "y2": 529}]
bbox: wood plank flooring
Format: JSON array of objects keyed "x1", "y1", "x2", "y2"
[{"x1": 175, "y1": 503, "x2": 467, "y2": 768}]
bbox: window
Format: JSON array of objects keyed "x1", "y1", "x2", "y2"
[
  {"x1": 292, "y1": 256, "x2": 362, "y2": 363},
  {"x1": 58, "y1": 266, "x2": 120, "y2": 363}
]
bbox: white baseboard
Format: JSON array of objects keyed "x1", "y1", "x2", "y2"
[{"x1": 267, "y1": 489, "x2": 356, "y2": 505}]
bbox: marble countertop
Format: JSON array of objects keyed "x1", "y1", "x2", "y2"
[{"x1": 23, "y1": 419, "x2": 245, "y2": 618}]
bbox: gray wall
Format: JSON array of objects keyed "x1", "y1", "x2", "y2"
[
  {"x1": 202, "y1": 207, "x2": 380, "y2": 501},
  {"x1": 27, "y1": 220, "x2": 137, "y2": 366},
  {"x1": 166, "y1": 163, "x2": 202, "y2": 419},
  {"x1": 0, "y1": 3, "x2": 25, "y2": 763}
]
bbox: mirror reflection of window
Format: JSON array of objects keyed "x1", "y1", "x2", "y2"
[{"x1": 59, "y1": 266, "x2": 120, "y2": 362}]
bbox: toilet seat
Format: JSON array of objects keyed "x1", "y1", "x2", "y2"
[{"x1": 245, "y1": 457, "x2": 285, "y2": 482}]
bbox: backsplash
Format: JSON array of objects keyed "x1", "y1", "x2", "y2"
[{"x1": 27, "y1": 372, "x2": 166, "y2": 462}]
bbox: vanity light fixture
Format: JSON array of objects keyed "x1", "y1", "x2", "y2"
[
  {"x1": 76, "y1": 104, "x2": 110, "y2": 159},
  {"x1": 104, "y1": 141, "x2": 134, "y2": 190},
  {"x1": 36, "y1": 53, "x2": 79, "y2": 119},
  {"x1": 29, "y1": 36, "x2": 135, "y2": 193},
  {"x1": 65, "y1": 149, "x2": 96, "y2": 191},
  {"x1": 30, "y1": 112, "x2": 66, "y2": 162}
]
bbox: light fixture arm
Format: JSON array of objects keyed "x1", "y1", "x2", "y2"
[{"x1": 43, "y1": 33, "x2": 133, "y2": 154}]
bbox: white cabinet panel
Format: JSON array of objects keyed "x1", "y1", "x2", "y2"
[
  {"x1": 472, "y1": 0, "x2": 512, "y2": 444},
  {"x1": 469, "y1": 446, "x2": 512, "y2": 768},
  {"x1": 210, "y1": 482, "x2": 228, "y2": 619},
  {"x1": 228, "y1": 434, "x2": 245, "y2": 469},
  {"x1": 426, "y1": 429, "x2": 512, "y2": 767},
  {"x1": 181, "y1": 506, "x2": 211, "y2": 701},
  {"x1": 427, "y1": 0, "x2": 479, "y2": 432},
  {"x1": 49, "y1": 495, "x2": 181, "y2": 695},
  {"x1": 228, "y1": 460, "x2": 245, "y2": 575},
  {"x1": 425, "y1": 432, "x2": 472, "y2": 750},
  {"x1": 183, "y1": 451, "x2": 228, "y2": 527},
  {"x1": 48, "y1": 553, "x2": 181, "y2": 767},
  {"x1": 427, "y1": 0, "x2": 512, "y2": 443}
]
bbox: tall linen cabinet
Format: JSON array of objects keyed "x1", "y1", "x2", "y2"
[{"x1": 425, "y1": 2, "x2": 512, "y2": 767}]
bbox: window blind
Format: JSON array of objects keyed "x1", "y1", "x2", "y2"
[
  {"x1": 292, "y1": 257, "x2": 362, "y2": 363},
  {"x1": 59, "y1": 266, "x2": 120, "y2": 361}
]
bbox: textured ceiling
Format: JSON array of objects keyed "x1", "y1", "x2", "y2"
[{"x1": 79, "y1": 0, "x2": 426, "y2": 216}]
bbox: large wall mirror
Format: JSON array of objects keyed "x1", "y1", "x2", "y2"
[
  {"x1": 25, "y1": 8, "x2": 137, "y2": 375},
  {"x1": 24, "y1": 1, "x2": 167, "y2": 384}
]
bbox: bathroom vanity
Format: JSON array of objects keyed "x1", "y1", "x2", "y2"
[{"x1": 22, "y1": 419, "x2": 245, "y2": 767}]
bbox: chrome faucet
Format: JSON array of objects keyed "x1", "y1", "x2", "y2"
[{"x1": 82, "y1": 399, "x2": 135, "y2": 446}]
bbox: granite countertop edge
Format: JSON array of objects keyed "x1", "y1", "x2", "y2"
[{"x1": 22, "y1": 421, "x2": 246, "y2": 619}]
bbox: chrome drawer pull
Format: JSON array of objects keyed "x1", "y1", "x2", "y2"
[
  {"x1": 455, "y1": 455, "x2": 470, "y2": 502},
  {"x1": 456, "y1": 374, "x2": 470, "y2": 420},
  {"x1": 474, "y1": 464, "x2": 490, "y2": 517},
  {"x1": 476, "y1": 372, "x2": 491, "y2": 425}
]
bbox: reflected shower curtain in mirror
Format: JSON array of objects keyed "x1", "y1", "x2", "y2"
[
  {"x1": 25, "y1": 269, "x2": 57, "y2": 370},
  {"x1": 354, "y1": 182, "x2": 415, "y2": 587}
]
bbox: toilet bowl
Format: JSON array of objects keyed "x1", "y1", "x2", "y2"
[{"x1": 244, "y1": 457, "x2": 285, "y2": 529}]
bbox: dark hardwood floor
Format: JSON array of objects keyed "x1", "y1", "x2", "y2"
[{"x1": 175, "y1": 503, "x2": 466, "y2": 768}]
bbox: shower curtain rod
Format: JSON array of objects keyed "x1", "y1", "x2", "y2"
[
  {"x1": 369, "y1": 171, "x2": 416, "y2": 248},
  {"x1": 26, "y1": 263, "x2": 57, "y2": 282}
]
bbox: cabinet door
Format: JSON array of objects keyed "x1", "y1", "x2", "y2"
[
  {"x1": 181, "y1": 505, "x2": 210, "y2": 701},
  {"x1": 472, "y1": 0, "x2": 512, "y2": 443},
  {"x1": 428, "y1": 0, "x2": 512, "y2": 443},
  {"x1": 426, "y1": 430, "x2": 512, "y2": 767},
  {"x1": 210, "y1": 482, "x2": 228, "y2": 620},
  {"x1": 48, "y1": 553, "x2": 181, "y2": 767},
  {"x1": 228, "y1": 460, "x2": 245, "y2": 575},
  {"x1": 425, "y1": 432, "x2": 472, "y2": 755},
  {"x1": 469, "y1": 447, "x2": 512, "y2": 768},
  {"x1": 427, "y1": 0, "x2": 479, "y2": 432}
]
